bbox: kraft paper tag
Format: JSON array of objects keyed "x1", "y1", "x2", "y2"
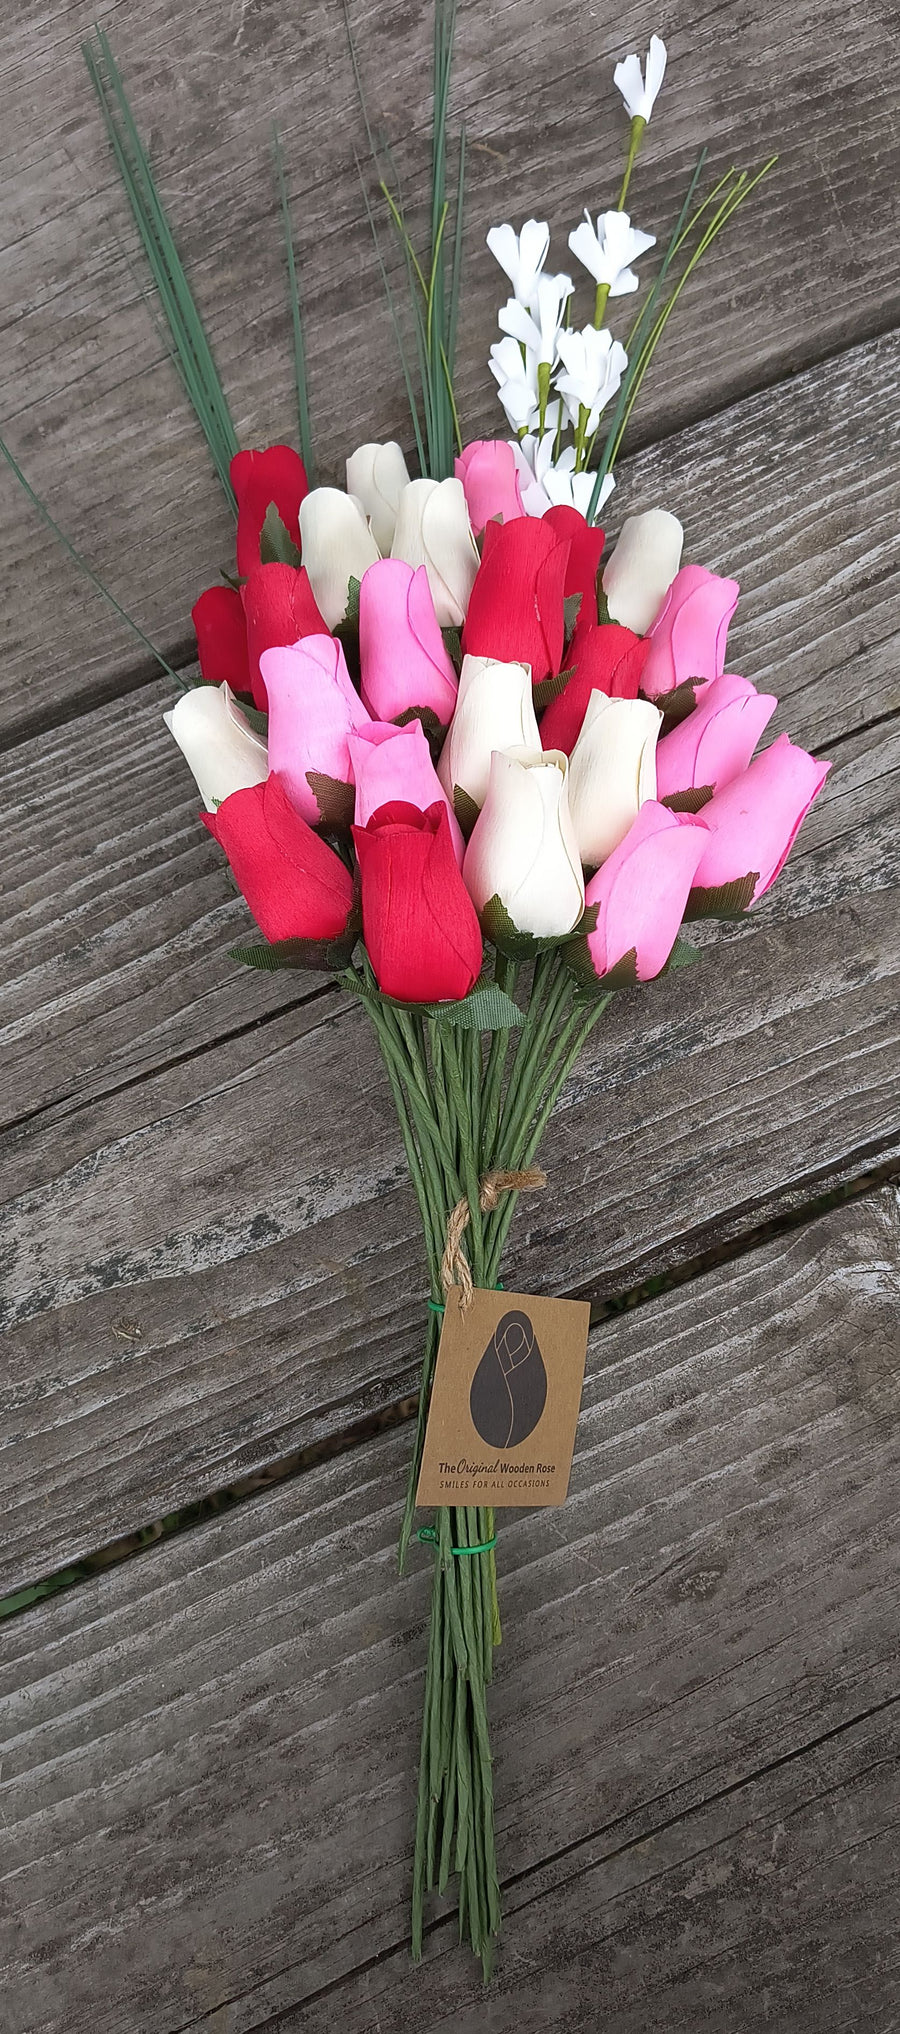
[{"x1": 416, "y1": 1285, "x2": 591, "y2": 1508}]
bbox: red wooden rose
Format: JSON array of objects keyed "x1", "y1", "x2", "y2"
[
  {"x1": 461, "y1": 517, "x2": 571, "y2": 684},
  {"x1": 539, "y1": 618, "x2": 650, "y2": 752},
  {"x1": 231, "y1": 444, "x2": 309, "y2": 578},
  {"x1": 352, "y1": 800, "x2": 483, "y2": 1003},
  {"x1": 241, "y1": 563, "x2": 327, "y2": 709},
  {"x1": 202, "y1": 773, "x2": 355, "y2": 943},
  {"x1": 191, "y1": 584, "x2": 251, "y2": 694}
]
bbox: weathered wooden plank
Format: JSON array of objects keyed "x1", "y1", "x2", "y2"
[
  {"x1": 1, "y1": 0, "x2": 898, "y2": 736},
  {"x1": 2, "y1": 1190, "x2": 897, "y2": 2033},
  {"x1": 4, "y1": 329, "x2": 899, "y2": 1137},
  {"x1": 1, "y1": 708, "x2": 897, "y2": 1592},
  {"x1": 301, "y1": 1711, "x2": 900, "y2": 2033}
]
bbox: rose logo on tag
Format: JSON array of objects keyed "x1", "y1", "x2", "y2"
[
  {"x1": 468, "y1": 1309, "x2": 548, "y2": 1448},
  {"x1": 417, "y1": 1286, "x2": 589, "y2": 1508}
]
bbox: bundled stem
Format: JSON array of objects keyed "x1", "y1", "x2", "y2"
[{"x1": 346, "y1": 953, "x2": 609, "y2": 1970}]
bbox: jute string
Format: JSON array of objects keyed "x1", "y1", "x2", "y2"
[{"x1": 439, "y1": 1168, "x2": 546, "y2": 1310}]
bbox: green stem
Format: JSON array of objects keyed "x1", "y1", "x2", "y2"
[
  {"x1": 617, "y1": 114, "x2": 646, "y2": 210},
  {"x1": 605, "y1": 159, "x2": 776, "y2": 471},
  {"x1": 593, "y1": 281, "x2": 611, "y2": 331},
  {"x1": 371, "y1": 956, "x2": 613, "y2": 1978},
  {"x1": 480, "y1": 956, "x2": 518, "y2": 1170}
]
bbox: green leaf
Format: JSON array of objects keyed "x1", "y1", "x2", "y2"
[
  {"x1": 562, "y1": 591, "x2": 582, "y2": 641},
  {"x1": 259, "y1": 501, "x2": 302, "y2": 567},
  {"x1": 595, "y1": 584, "x2": 611, "y2": 625},
  {"x1": 0, "y1": 435, "x2": 185, "y2": 689},
  {"x1": 272, "y1": 122, "x2": 316, "y2": 485},
  {"x1": 395, "y1": 704, "x2": 446, "y2": 764},
  {"x1": 333, "y1": 575, "x2": 362, "y2": 684},
  {"x1": 566, "y1": 940, "x2": 639, "y2": 998},
  {"x1": 586, "y1": 146, "x2": 710, "y2": 518},
  {"x1": 219, "y1": 567, "x2": 247, "y2": 591},
  {"x1": 306, "y1": 771, "x2": 356, "y2": 831},
  {"x1": 428, "y1": 985, "x2": 524, "y2": 1030},
  {"x1": 441, "y1": 623, "x2": 462, "y2": 672},
  {"x1": 481, "y1": 892, "x2": 598, "y2": 961},
  {"x1": 666, "y1": 935, "x2": 702, "y2": 969},
  {"x1": 532, "y1": 665, "x2": 574, "y2": 715},
  {"x1": 235, "y1": 698, "x2": 268, "y2": 738},
  {"x1": 452, "y1": 782, "x2": 480, "y2": 840},
  {"x1": 656, "y1": 679, "x2": 705, "y2": 728},
  {"x1": 343, "y1": 575, "x2": 362, "y2": 629},
  {"x1": 683, "y1": 872, "x2": 758, "y2": 920},
  {"x1": 229, "y1": 918, "x2": 359, "y2": 975},
  {"x1": 567, "y1": 930, "x2": 704, "y2": 1001},
  {"x1": 660, "y1": 783, "x2": 714, "y2": 813},
  {"x1": 596, "y1": 947, "x2": 639, "y2": 990}
]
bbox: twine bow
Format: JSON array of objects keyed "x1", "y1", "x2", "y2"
[{"x1": 440, "y1": 1168, "x2": 546, "y2": 1310}]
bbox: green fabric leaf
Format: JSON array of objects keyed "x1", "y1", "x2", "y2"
[
  {"x1": 562, "y1": 591, "x2": 582, "y2": 641},
  {"x1": 333, "y1": 575, "x2": 362, "y2": 685},
  {"x1": 343, "y1": 575, "x2": 362, "y2": 629},
  {"x1": 482, "y1": 892, "x2": 598, "y2": 961},
  {"x1": 428, "y1": 985, "x2": 524, "y2": 1030},
  {"x1": 566, "y1": 942, "x2": 639, "y2": 998},
  {"x1": 452, "y1": 782, "x2": 480, "y2": 839},
  {"x1": 656, "y1": 678, "x2": 704, "y2": 728},
  {"x1": 306, "y1": 771, "x2": 356, "y2": 831},
  {"x1": 661, "y1": 784, "x2": 714, "y2": 813},
  {"x1": 235, "y1": 698, "x2": 269, "y2": 738},
  {"x1": 441, "y1": 623, "x2": 462, "y2": 673},
  {"x1": 596, "y1": 946, "x2": 639, "y2": 990},
  {"x1": 683, "y1": 872, "x2": 758, "y2": 919},
  {"x1": 532, "y1": 664, "x2": 574, "y2": 715},
  {"x1": 666, "y1": 934, "x2": 702, "y2": 969},
  {"x1": 259, "y1": 501, "x2": 302, "y2": 567},
  {"x1": 395, "y1": 704, "x2": 445, "y2": 764},
  {"x1": 228, "y1": 917, "x2": 359, "y2": 975},
  {"x1": 595, "y1": 584, "x2": 611, "y2": 625}
]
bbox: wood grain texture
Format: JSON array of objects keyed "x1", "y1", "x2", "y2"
[
  {"x1": 2, "y1": 1189, "x2": 898, "y2": 2033},
  {"x1": 1, "y1": 0, "x2": 899, "y2": 736},
  {"x1": 1, "y1": 704, "x2": 897, "y2": 1593}
]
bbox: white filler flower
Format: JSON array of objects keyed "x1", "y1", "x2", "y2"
[
  {"x1": 614, "y1": 34, "x2": 667, "y2": 122},
  {"x1": 499, "y1": 272, "x2": 574, "y2": 369},
  {"x1": 542, "y1": 455, "x2": 615, "y2": 519},
  {"x1": 555, "y1": 326, "x2": 628, "y2": 432},
  {"x1": 490, "y1": 334, "x2": 540, "y2": 433},
  {"x1": 568, "y1": 210, "x2": 656, "y2": 295},
  {"x1": 486, "y1": 219, "x2": 551, "y2": 308}
]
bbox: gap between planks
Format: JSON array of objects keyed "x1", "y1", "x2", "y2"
[
  {"x1": 2, "y1": 1158, "x2": 894, "y2": 1627},
  {"x1": 2, "y1": 307, "x2": 899, "y2": 759},
  {"x1": 3, "y1": 1183, "x2": 897, "y2": 2033}
]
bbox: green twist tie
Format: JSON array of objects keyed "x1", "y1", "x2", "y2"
[
  {"x1": 427, "y1": 1279, "x2": 504, "y2": 1318},
  {"x1": 417, "y1": 1526, "x2": 497, "y2": 1558}
]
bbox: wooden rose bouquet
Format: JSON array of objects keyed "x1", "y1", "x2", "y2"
[{"x1": 1, "y1": 9, "x2": 830, "y2": 1978}]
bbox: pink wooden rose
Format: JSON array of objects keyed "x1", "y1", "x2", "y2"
[
  {"x1": 689, "y1": 733, "x2": 831, "y2": 904},
  {"x1": 641, "y1": 564, "x2": 739, "y2": 700},
  {"x1": 581, "y1": 802, "x2": 709, "y2": 981},
  {"x1": 359, "y1": 560, "x2": 459, "y2": 727},
  {"x1": 655, "y1": 673, "x2": 777, "y2": 802},
  {"x1": 261, "y1": 634, "x2": 370, "y2": 825},
  {"x1": 347, "y1": 720, "x2": 464, "y2": 863},
  {"x1": 455, "y1": 439, "x2": 525, "y2": 534}
]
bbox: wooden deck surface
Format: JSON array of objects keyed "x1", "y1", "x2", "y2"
[{"x1": 1, "y1": 2, "x2": 899, "y2": 2028}]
